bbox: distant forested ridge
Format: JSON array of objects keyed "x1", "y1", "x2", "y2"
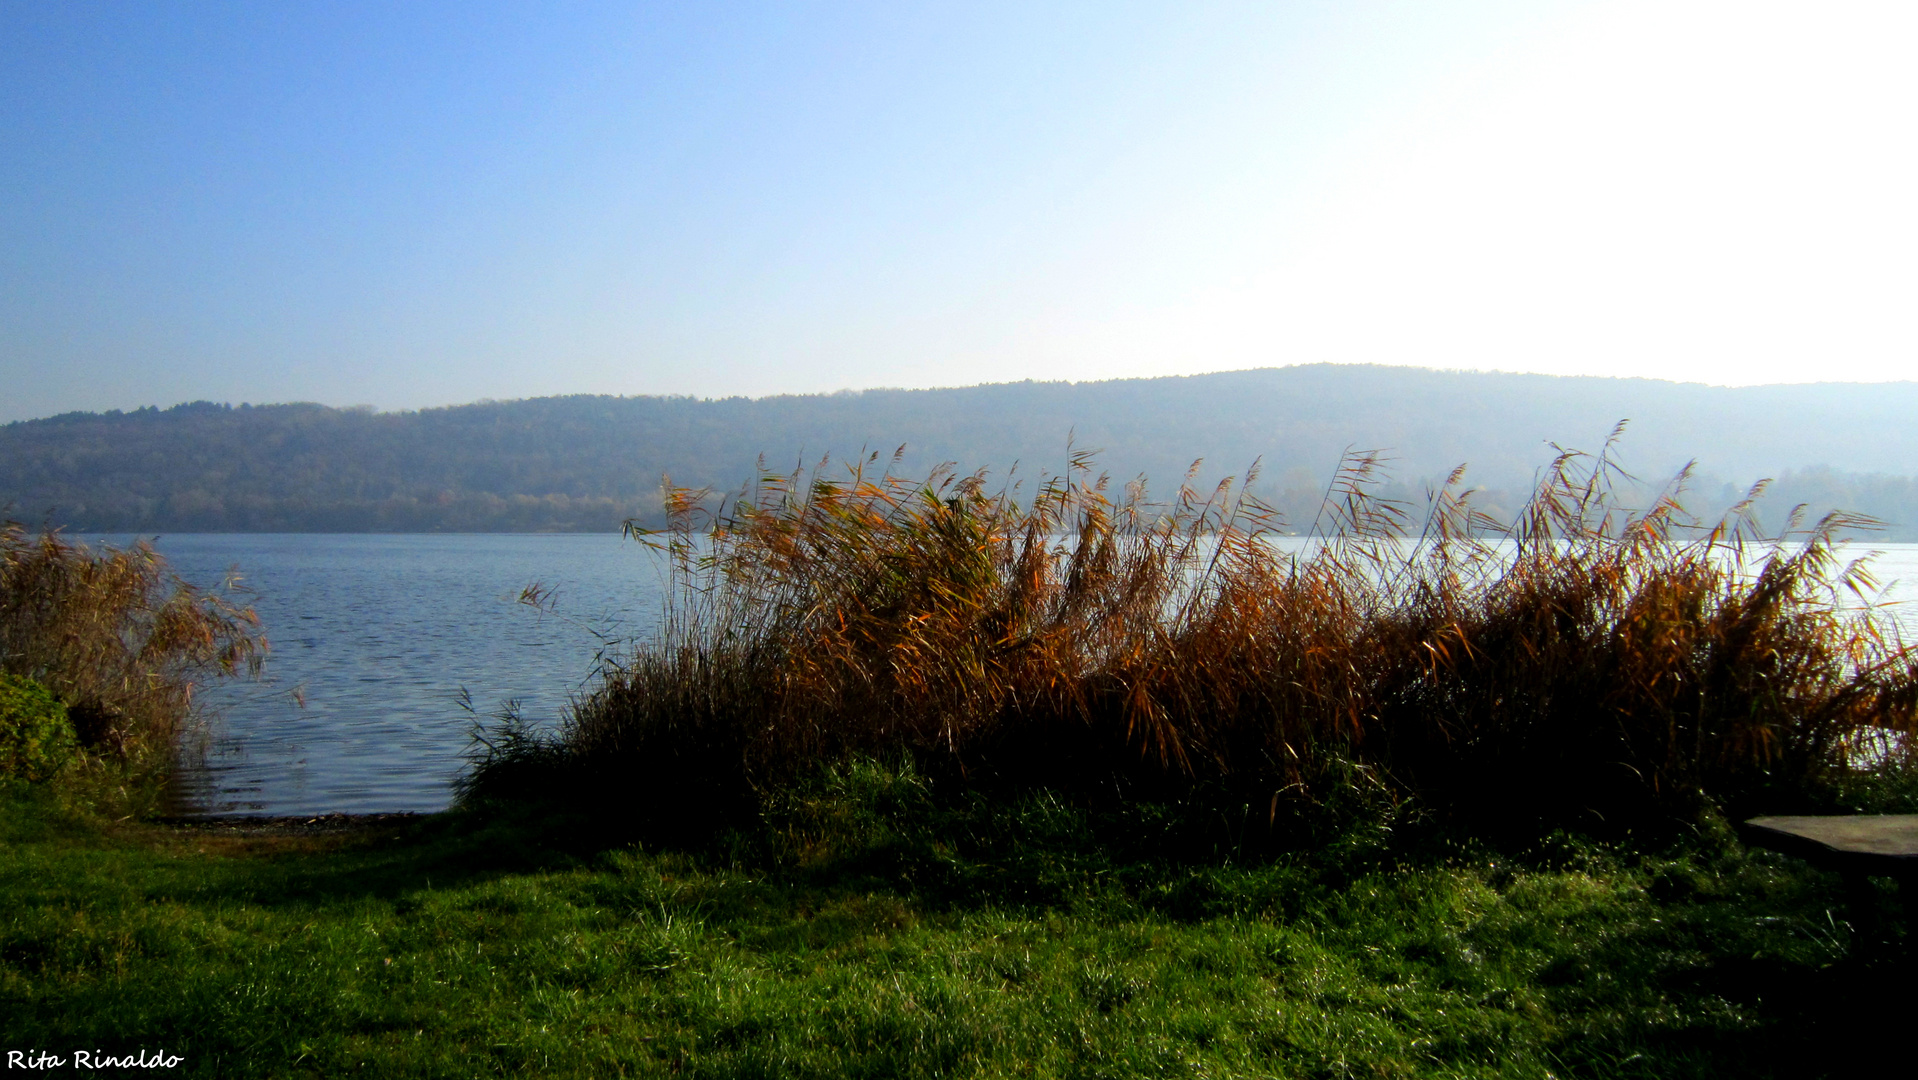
[{"x1": 5, "y1": 365, "x2": 1918, "y2": 536}]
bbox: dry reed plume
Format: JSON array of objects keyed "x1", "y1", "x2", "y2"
[
  {"x1": 474, "y1": 437, "x2": 1918, "y2": 833},
  {"x1": 0, "y1": 522, "x2": 265, "y2": 773}
]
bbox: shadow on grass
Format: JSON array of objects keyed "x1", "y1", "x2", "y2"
[{"x1": 6, "y1": 769, "x2": 1918, "y2": 1079}]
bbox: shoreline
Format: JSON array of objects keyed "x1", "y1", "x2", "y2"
[{"x1": 149, "y1": 811, "x2": 429, "y2": 837}]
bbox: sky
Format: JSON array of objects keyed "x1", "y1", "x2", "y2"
[{"x1": 2, "y1": 0, "x2": 1913, "y2": 422}]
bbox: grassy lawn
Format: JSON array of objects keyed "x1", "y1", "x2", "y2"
[{"x1": 3, "y1": 767, "x2": 1909, "y2": 1079}]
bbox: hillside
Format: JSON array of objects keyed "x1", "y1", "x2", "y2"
[{"x1": 5, "y1": 365, "x2": 1917, "y2": 535}]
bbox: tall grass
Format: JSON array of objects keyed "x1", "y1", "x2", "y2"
[
  {"x1": 470, "y1": 438, "x2": 1918, "y2": 836},
  {"x1": 0, "y1": 522, "x2": 265, "y2": 786}
]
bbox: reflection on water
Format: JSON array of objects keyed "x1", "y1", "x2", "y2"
[
  {"x1": 98, "y1": 534, "x2": 1918, "y2": 818},
  {"x1": 97, "y1": 534, "x2": 666, "y2": 817}
]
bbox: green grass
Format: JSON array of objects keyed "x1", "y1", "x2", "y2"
[{"x1": 4, "y1": 764, "x2": 1912, "y2": 1078}]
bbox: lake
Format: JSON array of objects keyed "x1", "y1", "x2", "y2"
[
  {"x1": 102, "y1": 533, "x2": 1918, "y2": 818},
  {"x1": 111, "y1": 534, "x2": 669, "y2": 816}
]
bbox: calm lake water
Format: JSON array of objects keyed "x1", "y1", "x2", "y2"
[
  {"x1": 105, "y1": 534, "x2": 669, "y2": 817},
  {"x1": 99, "y1": 534, "x2": 1918, "y2": 818}
]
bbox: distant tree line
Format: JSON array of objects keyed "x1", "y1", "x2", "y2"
[{"x1": 4, "y1": 366, "x2": 1917, "y2": 537}]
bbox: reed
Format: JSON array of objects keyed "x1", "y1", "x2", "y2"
[
  {"x1": 0, "y1": 522, "x2": 264, "y2": 782},
  {"x1": 470, "y1": 438, "x2": 1918, "y2": 835}
]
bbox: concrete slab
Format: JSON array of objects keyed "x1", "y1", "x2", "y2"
[{"x1": 1743, "y1": 815, "x2": 1918, "y2": 872}]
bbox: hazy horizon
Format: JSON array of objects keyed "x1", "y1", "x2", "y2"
[
  {"x1": 13, "y1": 365, "x2": 1918, "y2": 540},
  {"x1": 14, "y1": 361, "x2": 1918, "y2": 425}
]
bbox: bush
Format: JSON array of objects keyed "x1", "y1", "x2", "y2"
[
  {"x1": 0, "y1": 674, "x2": 78, "y2": 783},
  {"x1": 0, "y1": 522, "x2": 264, "y2": 783},
  {"x1": 466, "y1": 438, "x2": 1918, "y2": 839}
]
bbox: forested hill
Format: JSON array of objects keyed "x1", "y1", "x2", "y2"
[{"x1": 6, "y1": 365, "x2": 1918, "y2": 535}]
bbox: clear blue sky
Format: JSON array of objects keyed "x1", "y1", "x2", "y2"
[{"x1": 3, "y1": 1, "x2": 1913, "y2": 421}]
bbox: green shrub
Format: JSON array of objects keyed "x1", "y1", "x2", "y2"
[{"x1": 0, "y1": 674, "x2": 78, "y2": 783}]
